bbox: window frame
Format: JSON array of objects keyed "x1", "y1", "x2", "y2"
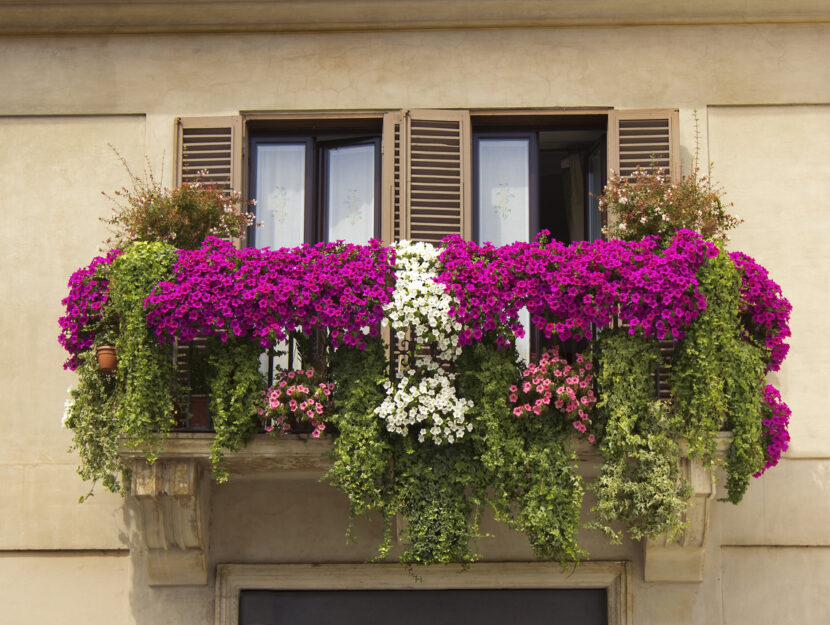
[
  {"x1": 318, "y1": 135, "x2": 383, "y2": 243},
  {"x1": 246, "y1": 127, "x2": 383, "y2": 248},
  {"x1": 216, "y1": 562, "x2": 632, "y2": 625},
  {"x1": 472, "y1": 130, "x2": 540, "y2": 246}
]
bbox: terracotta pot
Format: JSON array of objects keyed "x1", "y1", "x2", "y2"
[
  {"x1": 189, "y1": 394, "x2": 211, "y2": 430},
  {"x1": 96, "y1": 345, "x2": 117, "y2": 373}
]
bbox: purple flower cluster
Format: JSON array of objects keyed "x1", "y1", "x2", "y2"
[
  {"x1": 729, "y1": 251, "x2": 792, "y2": 372},
  {"x1": 437, "y1": 230, "x2": 718, "y2": 347},
  {"x1": 754, "y1": 384, "x2": 791, "y2": 476},
  {"x1": 58, "y1": 249, "x2": 122, "y2": 370},
  {"x1": 144, "y1": 237, "x2": 395, "y2": 349}
]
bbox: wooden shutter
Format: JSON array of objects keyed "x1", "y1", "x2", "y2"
[
  {"x1": 607, "y1": 109, "x2": 680, "y2": 181},
  {"x1": 381, "y1": 109, "x2": 472, "y2": 244},
  {"x1": 175, "y1": 116, "x2": 242, "y2": 192}
]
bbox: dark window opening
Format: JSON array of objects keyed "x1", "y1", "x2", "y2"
[{"x1": 239, "y1": 588, "x2": 608, "y2": 625}]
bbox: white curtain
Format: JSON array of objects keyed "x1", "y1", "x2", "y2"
[
  {"x1": 255, "y1": 143, "x2": 306, "y2": 249},
  {"x1": 477, "y1": 139, "x2": 530, "y2": 246},
  {"x1": 326, "y1": 143, "x2": 375, "y2": 244}
]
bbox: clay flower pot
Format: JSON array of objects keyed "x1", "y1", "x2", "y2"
[{"x1": 96, "y1": 345, "x2": 118, "y2": 373}]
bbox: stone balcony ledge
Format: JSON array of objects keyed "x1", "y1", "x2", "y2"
[{"x1": 119, "y1": 431, "x2": 732, "y2": 586}]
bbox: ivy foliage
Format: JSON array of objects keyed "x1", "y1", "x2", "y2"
[
  {"x1": 108, "y1": 242, "x2": 179, "y2": 456},
  {"x1": 592, "y1": 329, "x2": 690, "y2": 541},
  {"x1": 206, "y1": 337, "x2": 266, "y2": 481},
  {"x1": 671, "y1": 250, "x2": 765, "y2": 502},
  {"x1": 457, "y1": 340, "x2": 584, "y2": 562},
  {"x1": 65, "y1": 351, "x2": 124, "y2": 497}
]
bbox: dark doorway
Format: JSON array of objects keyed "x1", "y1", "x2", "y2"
[{"x1": 239, "y1": 588, "x2": 607, "y2": 625}]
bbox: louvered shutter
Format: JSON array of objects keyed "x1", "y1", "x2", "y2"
[
  {"x1": 381, "y1": 109, "x2": 472, "y2": 244},
  {"x1": 607, "y1": 109, "x2": 680, "y2": 181},
  {"x1": 175, "y1": 116, "x2": 242, "y2": 192}
]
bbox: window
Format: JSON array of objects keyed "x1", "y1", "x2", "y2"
[
  {"x1": 217, "y1": 562, "x2": 631, "y2": 625},
  {"x1": 175, "y1": 109, "x2": 680, "y2": 248},
  {"x1": 247, "y1": 126, "x2": 382, "y2": 248}
]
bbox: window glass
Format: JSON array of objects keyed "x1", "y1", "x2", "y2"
[
  {"x1": 477, "y1": 138, "x2": 530, "y2": 245},
  {"x1": 477, "y1": 137, "x2": 531, "y2": 362},
  {"x1": 254, "y1": 143, "x2": 306, "y2": 249},
  {"x1": 325, "y1": 143, "x2": 376, "y2": 244}
]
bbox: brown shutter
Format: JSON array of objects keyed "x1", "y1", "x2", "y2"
[
  {"x1": 607, "y1": 109, "x2": 680, "y2": 181},
  {"x1": 381, "y1": 111, "x2": 402, "y2": 245},
  {"x1": 175, "y1": 116, "x2": 242, "y2": 192},
  {"x1": 381, "y1": 109, "x2": 472, "y2": 244}
]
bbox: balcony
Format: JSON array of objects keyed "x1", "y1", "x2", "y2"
[{"x1": 61, "y1": 231, "x2": 791, "y2": 586}]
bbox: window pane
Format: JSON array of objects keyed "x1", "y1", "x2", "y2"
[
  {"x1": 326, "y1": 143, "x2": 376, "y2": 244},
  {"x1": 477, "y1": 138, "x2": 530, "y2": 245},
  {"x1": 478, "y1": 138, "x2": 531, "y2": 362},
  {"x1": 255, "y1": 143, "x2": 306, "y2": 249}
]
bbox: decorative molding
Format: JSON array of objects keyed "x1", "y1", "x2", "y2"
[
  {"x1": 215, "y1": 561, "x2": 631, "y2": 625},
  {"x1": 121, "y1": 433, "x2": 334, "y2": 477},
  {"x1": 643, "y1": 434, "x2": 731, "y2": 582},
  {"x1": 1, "y1": 1, "x2": 829, "y2": 35},
  {"x1": 129, "y1": 456, "x2": 210, "y2": 586}
]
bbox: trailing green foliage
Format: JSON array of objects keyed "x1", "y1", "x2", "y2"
[
  {"x1": 326, "y1": 337, "x2": 585, "y2": 566},
  {"x1": 457, "y1": 341, "x2": 584, "y2": 562},
  {"x1": 671, "y1": 251, "x2": 766, "y2": 501},
  {"x1": 206, "y1": 337, "x2": 266, "y2": 481},
  {"x1": 108, "y1": 243, "x2": 179, "y2": 458},
  {"x1": 592, "y1": 329, "x2": 690, "y2": 541},
  {"x1": 64, "y1": 351, "x2": 125, "y2": 497}
]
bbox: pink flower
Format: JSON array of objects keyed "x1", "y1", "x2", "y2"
[
  {"x1": 509, "y1": 393, "x2": 518, "y2": 403},
  {"x1": 311, "y1": 429, "x2": 321, "y2": 438}
]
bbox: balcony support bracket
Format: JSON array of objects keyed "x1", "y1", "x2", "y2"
[
  {"x1": 129, "y1": 457, "x2": 210, "y2": 586},
  {"x1": 644, "y1": 455, "x2": 716, "y2": 583}
]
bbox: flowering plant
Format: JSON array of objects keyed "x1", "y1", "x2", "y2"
[
  {"x1": 729, "y1": 251, "x2": 792, "y2": 372},
  {"x1": 58, "y1": 249, "x2": 122, "y2": 370},
  {"x1": 600, "y1": 166, "x2": 741, "y2": 242},
  {"x1": 438, "y1": 230, "x2": 718, "y2": 345},
  {"x1": 102, "y1": 152, "x2": 253, "y2": 250},
  {"x1": 755, "y1": 385, "x2": 791, "y2": 476},
  {"x1": 262, "y1": 368, "x2": 333, "y2": 438},
  {"x1": 385, "y1": 240, "x2": 462, "y2": 360},
  {"x1": 508, "y1": 348, "x2": 597, "y2": 442},
  {"x1": 145, "y1": 237, "x2": 395, "y2": 349},
  {"x1": 375, "y1": 361, "x2": 473, "y2": 445}
]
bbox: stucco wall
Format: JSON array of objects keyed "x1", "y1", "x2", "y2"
[{"x1": 1, "y1": 19, "x2": 828, "y2": 625}]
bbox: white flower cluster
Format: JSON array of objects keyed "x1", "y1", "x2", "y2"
[
  {"x1": 384, "y1": 240, "x2": 462, "y2": 360},
  {"x1": 375, "y1": 361, "x2": 473, "y2": 445},
  {"x1": 375, "y1": 241, "x2": 472, "y2": 445}
]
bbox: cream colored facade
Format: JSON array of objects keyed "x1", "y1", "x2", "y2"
[{"x1": 2, "y1": 2, "x2": 830, "y2": 623}]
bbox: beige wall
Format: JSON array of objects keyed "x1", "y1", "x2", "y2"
[{"x1": 1, "y1": 18, "x2": 828, "y2": 625}]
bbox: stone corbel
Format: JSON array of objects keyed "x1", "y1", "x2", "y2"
[
  {"x1": 643, "y1": 454, "x2": 717, "y2": 583},
  {"x1": 129, "y1": 457, "x2": 210, "y2": 586}
]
